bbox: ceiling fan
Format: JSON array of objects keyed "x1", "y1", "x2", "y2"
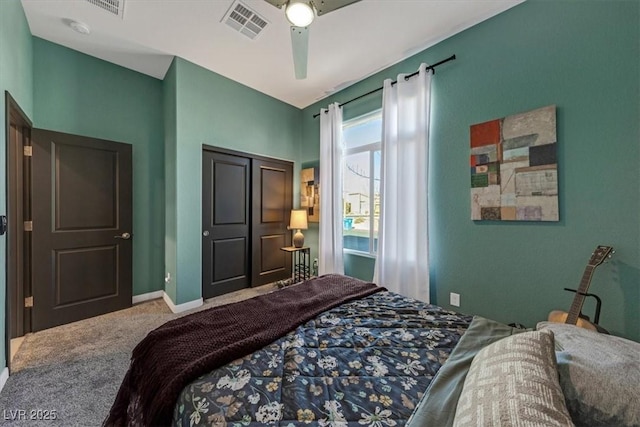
[{"x1": 263, "y1": 0, "x2": 361, "y2": 79}]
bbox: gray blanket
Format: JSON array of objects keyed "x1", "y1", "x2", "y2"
[{"x1": 407, "y1": 316, "x2": 527, "y2": 427}]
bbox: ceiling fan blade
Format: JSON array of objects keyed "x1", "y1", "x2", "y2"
[
  {"x1": 264, "y1": 0, "x2": 361, "y2": 15},
  {"x1": 310, "y1": 0, "x2": 361, "y2": 16},
  {"x1": 263, "y1": 0, "x2": 288, "y2": 9},
  {"x1": 290, "y1": 26, "x2": 309, "y2": 79}
]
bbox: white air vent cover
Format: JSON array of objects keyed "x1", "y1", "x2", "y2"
[
  {"x1": 222, "y1": 1, "x2": 269, "y2": 40},
  {"x1": 85, "y1": 0, "x2": 125, "y2": 19}
]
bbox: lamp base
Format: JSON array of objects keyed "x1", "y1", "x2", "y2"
[{"x1": 293, "y1": 230, "x2": 304, "y2": 248}]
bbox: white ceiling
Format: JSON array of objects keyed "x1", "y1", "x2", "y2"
[{"x1": 21, "y1": 0, "x2": 523, "y2": 109}]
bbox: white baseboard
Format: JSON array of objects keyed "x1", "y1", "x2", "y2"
[
  {"x1": 134, "y1": 290, "x2": 203, "y2": 313},
  {"x1": 0, "y1": 367, "x2": 9, "y2": 394},
  {"x1": 132, "y1": 290, "x2": 164, "y2": 305},
  {"x1": 162, "y1": 292, "x2": 203, "y2": 313}
]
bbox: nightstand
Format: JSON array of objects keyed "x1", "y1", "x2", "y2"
[{"x1": 280, "y1": 246, "x2": 311, "y2": 283}]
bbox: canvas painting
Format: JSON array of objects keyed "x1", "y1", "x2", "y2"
[
  {"x1": 470, "y1": 105, "x2": 558, "y2": 221},
  {"x1": 301, "y1": 167, "x2": 320, "y2": 222}
]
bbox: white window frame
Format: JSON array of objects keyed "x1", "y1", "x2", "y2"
[{"x1": 342, "y1": 110, "x2": 382, "y2": 257}]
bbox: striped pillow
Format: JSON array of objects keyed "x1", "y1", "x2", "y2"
[{"x1": 453, "y1": 329, "x2": 574, "y2": 427}]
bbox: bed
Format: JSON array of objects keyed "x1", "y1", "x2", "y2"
[{"x1": 105, "y1": 274, "x2": 640, "y2": 427}]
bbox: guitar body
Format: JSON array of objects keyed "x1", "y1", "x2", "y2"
[{"x1": 547, "y1": 310, "x2": 598, "y2": 331}]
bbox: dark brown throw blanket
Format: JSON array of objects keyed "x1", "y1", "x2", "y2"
[{"x1": 104, "y1": 274, "x2": 383, "y2": 426}]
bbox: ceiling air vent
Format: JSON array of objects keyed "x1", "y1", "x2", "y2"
[
  {"x1": 222, "y1": 1, "x2": 269, "y2": 40},
  {"x1": 85, "y1": 0, "x2": 125, "y2": 19}
]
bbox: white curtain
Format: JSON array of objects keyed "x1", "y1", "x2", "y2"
[
  {"x1": 318, "y1": 102, "x2": 344, "y2": 275},
  {"x1": 374, "y1": 63, "x2": 432, "y2": 302}
]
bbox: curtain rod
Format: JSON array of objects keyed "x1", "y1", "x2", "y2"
[{"x1": 313, "y1": 54, "x2": 456, "y2": 119}]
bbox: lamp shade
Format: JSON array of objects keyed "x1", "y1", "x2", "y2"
[{"x1": 289, "y1": 209, "x2": 308, "y2": 230}]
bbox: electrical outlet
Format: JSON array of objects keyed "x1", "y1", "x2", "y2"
[
  {"x1": 165, "y1": 272, "x2": 171, "y2": 284},
  {"x1": 450, "y1": 292, "x2": 460, "y2": 307}
]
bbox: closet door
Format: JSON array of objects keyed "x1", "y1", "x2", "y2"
[
  {"x1": 202, "y1": 151, "x2": 251, "y2": 299},
  {"x1": 251, "y1": 158, "x2": 293, "y2": 286}
]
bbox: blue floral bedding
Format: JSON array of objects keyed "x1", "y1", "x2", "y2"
[{"x1": 173, "y1": 290, "x2": 472, "y2": 426}]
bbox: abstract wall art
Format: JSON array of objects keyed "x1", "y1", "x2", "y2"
[
  {"x1": 470, "y1": 105, "x2": 558, "y2": 221},
  {"x1": 301, "y1": 167, "x2": 320, "y2": 222}
]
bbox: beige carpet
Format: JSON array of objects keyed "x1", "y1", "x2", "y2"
[
  {"x1": 1, "y1": 282, "x2": 280, "y2": 426},
  {"x1": 11, "y1": 283, "x2": 279, "y2": 372}
]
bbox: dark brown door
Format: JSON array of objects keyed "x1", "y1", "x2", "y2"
[
  {"x1": 251, "y1": 158, "x2": 292, "y2": 286},
  {"x1": 31, "y1": 129, "x2": 133, "y2": 331},
  {"x1": 202, "y1": 150, "x2": 251, "y2": 299},
  {"x1": 6, "y1": 93, "x2": 32, "y2": 340}
]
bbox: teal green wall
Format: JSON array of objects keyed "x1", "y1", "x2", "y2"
[
  {"x1": 168, "y1": 58, "x2": 302, "y2": 304},
  {"x1": 302, "y1": 0, "x2": 640, "y2": 341},
  {"x1": 0, "y1": 0, "x2": 33, "y2": 372},
  {"x1": 344, "y1": 253, "x2": 374, "y2": 282},
  {"x1": 32, "y1": 38, "x2": 165, "y2": 296},
  {"x1": 163, "y1": 59, "x2": 178, "y2": 302}
]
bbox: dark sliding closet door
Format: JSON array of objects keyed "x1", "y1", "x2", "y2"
[
  {"x1": 202, "y1": 147, "x2": 292, "y2": 299},
  {"x1": 202, "y1": 151, "x2": 251, "y2": 299},
  {"x1": 251, "y1": 158, "x2": 293, "y2": 286}
]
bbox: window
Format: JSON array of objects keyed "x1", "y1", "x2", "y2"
[{"x1": 342, "y1": 110, "x2": 382, "y2": 255}]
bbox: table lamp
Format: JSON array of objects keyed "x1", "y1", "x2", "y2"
[{"x1": 289, "y1": 209, "x2": 308, "y2": 248}]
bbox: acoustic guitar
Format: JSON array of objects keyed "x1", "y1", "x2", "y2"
[{"x1": 547, "y1": 245, "x2": 614, "y2": 332}]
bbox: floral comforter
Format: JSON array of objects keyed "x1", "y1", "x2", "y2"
[{"x1": 173, "y1": 291, "x2": 472, "y2": 426}]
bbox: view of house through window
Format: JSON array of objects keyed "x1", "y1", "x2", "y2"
[{"x1": 342, "y1": 110, "x2": 382, "y2": 254}]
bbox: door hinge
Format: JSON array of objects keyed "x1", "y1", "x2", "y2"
[
  {"x1": 23, "y1": 146, "x2": 32, "y2": 157},
  {"x1": 24, "y1": 296, "x2": 33, "y2": 308},
  {"x1": 24, "y1": 221, "x2": 33, "y2": 232}
]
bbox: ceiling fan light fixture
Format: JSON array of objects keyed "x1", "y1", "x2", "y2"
[{"x1": 285, "y1": 1, "x2": 314, "y2": 27}]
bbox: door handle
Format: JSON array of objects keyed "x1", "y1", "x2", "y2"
[
  {"x1": 203, "y1": 230, "x2": 210, "y2": 237},
  {"x1": 114, "y1": 232, "x2": 132, "y2": 240}
]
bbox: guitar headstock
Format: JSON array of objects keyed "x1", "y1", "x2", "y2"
[{"x1": 589, "y1": 245, "x2": 614, "y2": 267}]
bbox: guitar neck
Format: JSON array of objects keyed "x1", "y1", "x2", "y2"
[{"x1": 566, "y1": 265, "x2": 595, "y2": 325}]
